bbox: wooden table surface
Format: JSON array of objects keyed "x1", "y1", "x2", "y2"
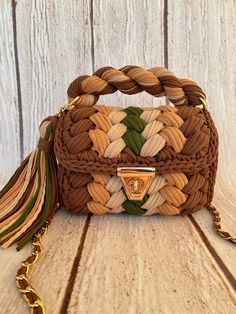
[{"x1": 0, "y1": 1, "x2": 235, "y2": 313}]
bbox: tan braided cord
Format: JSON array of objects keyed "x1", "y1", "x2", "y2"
[
  {"x1": 16, "y1": 223, "x2": 48, "y2": 314},
  {"x1": 67, "y1": 65, "x2": 206, "y2": 107}
]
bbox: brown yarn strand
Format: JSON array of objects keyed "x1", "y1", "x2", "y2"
[
  {"x1": 54, "y1": 103, "x2": 218, "y2": 217},
  {"x1": 67, "y1": 65, "x2": 206, "y2": 107},
  {"x1": 57, "y1": 66, "x2": 221, "y2": 229}
]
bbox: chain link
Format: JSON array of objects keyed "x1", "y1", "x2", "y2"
[
  {"x1": 16, "y1": 223, "x2": 48, "y2": 314},
  {"x1": 207, "y1": 203, "x2": 236, "y2": 244}
]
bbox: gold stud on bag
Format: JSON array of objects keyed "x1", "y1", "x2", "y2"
[{"x1": 0, "y1": 65, "x2": 235, "y2": 313}]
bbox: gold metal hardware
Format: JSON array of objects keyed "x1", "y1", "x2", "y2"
[
  {"x1": 200, "y1": 97, "x2": 207, "y2": 109},
  {"x1": 16, "y1": 223, "x2": 49, "y2": 314},
  {"x1": 117, "y1": 167, "x2": 155, "y2": 201},
  {"x1": 57, "y1": 96, "x2": 80, "y2": 116},
  {"x1": 206, "y1": 203, "x2": 236, "y2": 244}
]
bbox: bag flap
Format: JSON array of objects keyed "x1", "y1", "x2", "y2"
[{"x1": 54, "y1": 104, "x2": 218, "y2": 175}]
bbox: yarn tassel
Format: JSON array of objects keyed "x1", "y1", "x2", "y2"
[{"x1": 0, "y1": 116, "x2": 58, "y2": 250}]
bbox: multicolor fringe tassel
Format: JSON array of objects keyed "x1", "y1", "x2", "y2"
[{"x1": 0, "y1": 116, "x2": 58, "y2": 250}]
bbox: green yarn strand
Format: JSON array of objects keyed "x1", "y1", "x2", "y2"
[
  {"x1": 124, "y1": 106, "x2": 143, "y2": 116},
  {"x1": 0, "y1": 153, "x2": 41, "y2": 239},
  {"x1": 123, "y1": 130, "x2": 145, "y2": 155},
  {"x1": 17, "y1": 124, "x2": 54, "y2": 250},
  {"x1": 123, "y1": 195, "x2": 148, "y2": 215},
  {"x1": 17, "y1": 154, "x2": 52, "y2": 250},
  {"x1": 122, "y1": 106, "x2": 147, "y2": 155},
  {"x1": 123, "y1": 114, "x2": 146, "y2": 132}
]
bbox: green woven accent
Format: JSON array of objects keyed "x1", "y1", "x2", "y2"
[
  {"x1": 122, "y1": 195, "x2": 148, "y2": 215},
  {"x1": 123, "y1": 114, "x2": 146, "y2": 132},
  {"x1": 124, "y1": 106, "x2": 143, "y2": 116},
  {"x1": 123, "y1": 130, "x2": 146, "y2": 155}
]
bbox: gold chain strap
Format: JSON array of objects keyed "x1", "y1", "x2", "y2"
[
  {"x1": 16, "y1": 223, "x2": 48, "y2": 314},
  {"x1": 207, "y1": 204, "x2": 236, "y2": 244}
]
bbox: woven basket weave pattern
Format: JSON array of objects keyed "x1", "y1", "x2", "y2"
[
  {"x1": 55, "y1": 104, "x2": 218, "y2": 216},
  {"x1": 53, "y1": 65, "x2": 219, "y2": 216}
]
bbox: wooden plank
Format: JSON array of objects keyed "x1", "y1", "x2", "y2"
[
  {"x1": 92, "y1": 0, "x2": 166, "y2": 108},
  {"x1": 67, "y1": 214, "x2": 236, "y2": 313},
  {"x1": 0, "y1": 210, "x2": 88, "y2": 314},
  {"x1": 0, "y1": 0, "x2": 21, "y2": 185},
  {"x1": 0, "y1": 1, "x2": 93, "y2": 313},
  {"x1": 0, "y1": 239, "x2": 31, "y2": 314},
  {"x1": 1, "y1": 1, "x2": 235, "y2": 314},
  {"x1": 168, "y1": 0, "x2": 236, "y2": 276},
  {"x1": 15, "y1": 0, "x2": 93, "y2": 154}
]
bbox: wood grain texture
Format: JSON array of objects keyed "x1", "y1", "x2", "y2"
[
  {"x1": 0, "y1": 1, "x2": 93, "y2": 313},
  {"x1": 0, "y1": 0, "x2": 236, "y2": 313},
  {"x1": 168, "y1": 0, "x2": 236, "y2": 278},
  {"x1": 0, "y1": 210, "x2": 88, "y2": 314},
  {"x1": 92, "y1": 0, "x2": 167, "y2": 108},
  {"x1": 0, "y1": 0, "x2": 21, "y2": 185},
  {"x1": 15, "y1": 0, "x2": 93, "y2": 155},
  {"x1": 67, "y1": 214, "x2": 236, "y2": 314}
]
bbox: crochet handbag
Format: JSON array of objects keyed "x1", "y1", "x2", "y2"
[{"x1": 0, "y1": 65, "x2": 235, "y2": 313}]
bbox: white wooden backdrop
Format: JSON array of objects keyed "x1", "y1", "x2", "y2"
[{"x1": 0, "y1": 1, "x2": 236, "y2": 313}]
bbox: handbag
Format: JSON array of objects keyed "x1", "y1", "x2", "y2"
[{"x1": 0, "y1": 65, "x2": 235, "y2": 313}]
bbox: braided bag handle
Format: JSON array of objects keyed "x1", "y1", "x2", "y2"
[{"x1": 67, "y1": 65, "x2": 206, "y2": 107}]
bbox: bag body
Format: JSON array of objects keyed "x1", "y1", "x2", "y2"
[
  {"x1": 55, "y1": 104, "x2": 218, "y2": 216},
  {"x1": 1, "y1": 65, "x2": 232, "y2": 250}
]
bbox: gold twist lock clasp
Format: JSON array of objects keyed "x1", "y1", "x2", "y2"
[{"x1": 117, "y1": 167, "x2": 155, "y2": 201}]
